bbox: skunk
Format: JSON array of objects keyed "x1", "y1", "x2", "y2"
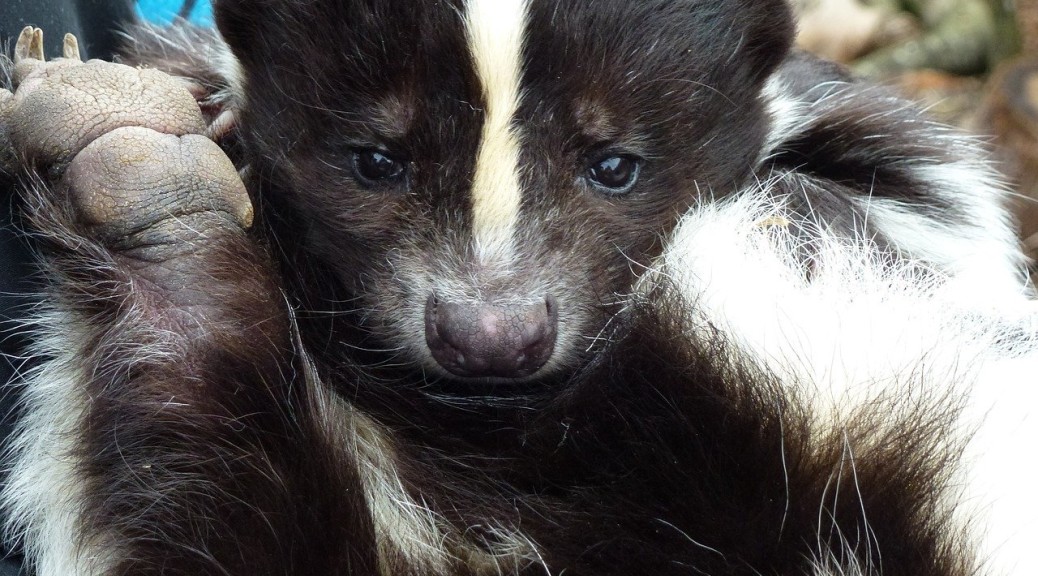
[{"x1": 2, "y1": 0, "x2": 1036, "y2": 575}]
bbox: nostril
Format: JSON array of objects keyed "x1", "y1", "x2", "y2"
[
  {"x1": 424, "y1": 293, "x2": 559, "y2": 379},
  {"x1": 521, "y1": 296, "x2": 557, "y2": 372}
]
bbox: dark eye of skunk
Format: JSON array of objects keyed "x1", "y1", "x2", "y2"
[
  {"x1": 352, "y1": 149, "x2": 406, "y2": 186},
  {"x1": 586, "y1": 155, "x2": 641, "y2": 194}
]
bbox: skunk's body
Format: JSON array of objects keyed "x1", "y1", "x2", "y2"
[{"x1": 3, "y1": 1, "x2": 1037, "y2": 575}]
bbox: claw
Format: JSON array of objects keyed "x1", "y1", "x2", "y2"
[
  {"x1": 14, "y1": 27, "x2": 45, "y2": 63},
  {"x1": 14, "y1": 27, "x2": 34, "y2": 63},
  {"x1": 206, "y1": 109, "x2": 238, "y2": 141},
  {"x1": 30, "y1": 28, "x2": 44, "y2": 60},
  {"x1": 62, "y1": 33, "x2": 81, "y2": 61}
]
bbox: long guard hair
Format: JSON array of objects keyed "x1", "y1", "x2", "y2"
[{"x1": 3, "y1": 1, "x2": 1037, "y2": 575}]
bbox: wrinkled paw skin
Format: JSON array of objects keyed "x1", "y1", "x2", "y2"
[{"x1": 0, "y1": 27, "x2": 253, "y2": 244}]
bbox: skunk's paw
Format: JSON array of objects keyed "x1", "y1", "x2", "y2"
[{"x1": 1, "y1": 27, "x2": 252, "y2": 248}]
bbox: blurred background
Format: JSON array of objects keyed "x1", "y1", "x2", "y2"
[
  {"x1": 796, "y1": 0, "x2": 1038, "y2": 265},
  {"x1": 137, "y1": 0, "x2": 211, "y2": 25}
]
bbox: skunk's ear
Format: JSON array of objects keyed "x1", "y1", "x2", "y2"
[
  {"x1": 213, "y1": 0, "x2": 309, "y2": 70},
  {"x1": 212, "y1": 0, "x2": 270, "y2": 64},
  {"x1": 734, "y1": 0, "x2": 796, "y2": 83}
]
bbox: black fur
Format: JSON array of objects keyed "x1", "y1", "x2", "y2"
[
  {"x1": 2, "y1": 1, "x2": 1019, "y2": 574},
  {"x1": 201, "y1": 0, "x2": 796, "y2": 381}
]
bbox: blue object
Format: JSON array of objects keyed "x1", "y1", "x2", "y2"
[{"x1": 136, "y1": 0, "x2": 213, "y2": 26}]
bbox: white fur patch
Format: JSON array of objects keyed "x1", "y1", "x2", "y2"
[
  {"x1": 302, "y1": 343, "x2": 543, "y2": 575},
  {"x1": 211, "y1": 30, "x2": 246, "y2": 109},
  {"x1": 957, "y1": 352, "x2": 1038, "y2": 576},
  {"x1": 760, "y1": 74, "x2": 813, "y2": 159},
  {"x1": 1, "y1": 313, "x2": 116, "y2": 576},
  {"x1": 760, "y1": 74, "x2": 1029, "y2": 303},
  {"x1": 299, "y1": 339, "x2": 453, "y2": 575},
  {"x1": 660, "y1": 188, "x2": 1030, "y2": 404},
  {"x1": 464, "y1": 0, "x2": 528, "y2": 263},
  {"x1": 654, "y1": 182, "x2": 1038, "y2": 575},
  {"x1": 863, "y1": 159, "x2": 1029, "y2": 303}
]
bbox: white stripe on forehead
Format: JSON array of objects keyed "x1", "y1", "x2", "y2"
[{"x1": 465, "y1": 0, "x2": 528, "y2": 262}]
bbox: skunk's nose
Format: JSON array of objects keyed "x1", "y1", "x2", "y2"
[{"x1": 424, "y1": 294, "x2": 558, "y2": 379}]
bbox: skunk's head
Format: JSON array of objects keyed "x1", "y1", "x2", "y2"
[{"x1": 216, "y1": 0, "x2": 794, "y2": 384}]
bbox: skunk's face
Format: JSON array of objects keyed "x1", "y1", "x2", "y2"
[{"x1": 217, "y1": 0, "x2": 793, "y2": 383}]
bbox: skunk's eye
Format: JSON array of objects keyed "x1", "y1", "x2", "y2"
[
  {"x1": 586, "y1": 155, "x2": 641, "y2": 194},
  {"x1": 352, "y1": 149, "x2": 406, "y2": 186}
]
